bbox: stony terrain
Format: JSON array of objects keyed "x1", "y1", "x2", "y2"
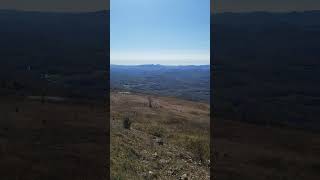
[{"x1": 110, "y1": 92, "x2": 210, "y2": 179}]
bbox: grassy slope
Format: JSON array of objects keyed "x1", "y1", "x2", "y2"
[
  {"x1": 110, "y1": 92, "x2": 210, "y2": 179},
  {"x1": 0, "y1": 96, "x2": 108, "y2": 180},
  {"x1": 213, "y1": 118, "x2": 320, "y2": 180},
  {"x1": 2, "y1": 92, "x2": 317, "y2": 180}
]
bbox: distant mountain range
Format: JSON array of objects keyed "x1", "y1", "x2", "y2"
[
  {"x1": 212, "y1": 11, "x2": 320, "y2": 130},
  {"x1": 110, "y1": 64, "x2": 210, "y2": 102},
  {"x1": 0, "y1": 10, "x2": 109, "y2": 70},
  {"x1": 212, "y1": 11, "x2": 320, "y2": 62},
  {"x1": 1, "y1": 9, "x2": 320, "y2": 128},
  {"x1": 0, "y1": 10, "x2": 109, "y2": 99}
]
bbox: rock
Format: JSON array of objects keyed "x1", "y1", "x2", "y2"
[
  {"x1": 147, "y1": 170, "x2": 158, "y2": 179},
  {"x1": 171, "y1": 169, "x2": 177, "y2": 176},
  {"x1": 180, "y1": 173, "x2": 189, "y2": 180},
  {"x1": 141, "y1": 172, "x2": 147, "y2": 177},
  {"x1": 152, "y1": 152, "x2": 158, "y2": 157},
  {"x1": 154, "y1": 137, "x2": 164, "y2": 145},
  {"x1": 187, "y1": 158, "x2": 193, "y2": 163},
  {"x1": 159, "y1": 159, "x2": 168, "y2": 164},
  {"x1": 179, "y1": 152, "x2": 191, "y2": 160}
]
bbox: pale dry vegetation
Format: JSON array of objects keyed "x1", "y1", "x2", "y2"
[{"x1": 110, "y1": 92, "x2": 210, "y2": 179}]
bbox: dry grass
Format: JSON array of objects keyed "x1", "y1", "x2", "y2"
[
  {"x1": 213, "y1": 119, "x2": 320, "y2": 180},
  {"x1": 0, "y1": 96, "x2": 108, "y2": 180},
  {"x1": 110, "y1": 92, "x2": 210, "y2": 179}
]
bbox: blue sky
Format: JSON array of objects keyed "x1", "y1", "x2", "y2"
[{"x1": 110, "y1": 0, "x2": 210, "y2": 65}]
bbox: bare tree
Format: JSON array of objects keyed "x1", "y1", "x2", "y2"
[{"x1": 148, "y1": 96, "x2": 153, "y2": 108}]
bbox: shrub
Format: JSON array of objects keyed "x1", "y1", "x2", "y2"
[
  {"x1": 184, "y1": 135, "x2": 210, "y2": 162},
  {"x1": 123, "y1": 117, "x2": 132, "y2": 129},
  {"x1": 148, "y1": 126, "x2": 166, "y2": 138}
]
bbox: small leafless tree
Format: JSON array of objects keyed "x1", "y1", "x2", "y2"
[{"x1": 148, "y1": 96, "x2": 153, "y2": 108}]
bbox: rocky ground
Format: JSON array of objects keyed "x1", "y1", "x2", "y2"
[{"x1": 110, "y1": 92, "x2": 210, "y2": 179}]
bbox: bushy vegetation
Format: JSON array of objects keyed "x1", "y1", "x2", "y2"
[{"x1": 173, "y1": 133, "x2": 210, "y2": 162}]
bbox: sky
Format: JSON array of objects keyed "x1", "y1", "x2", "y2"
[
  {"x1": 2, "y1": 0, "x2": 319, "y2": 65},
  {"x1": 110, "y1": 0, "x2": 210, "y2": 65}
]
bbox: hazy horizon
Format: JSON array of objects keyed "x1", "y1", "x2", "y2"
[
  {"x1": 110, "y1": 63, "x2": 210, "y2": 66},
  {"x1": 1, "y1": 8, "x2": 320, "y2": 13},
  {"x1": 110, "y1": 0, "x2": 210, "y2": 65}
]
